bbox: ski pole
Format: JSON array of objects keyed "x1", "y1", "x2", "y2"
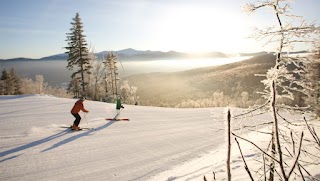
[{"x1": 84, "y1": 112, "x2": 89, "y2": 127}]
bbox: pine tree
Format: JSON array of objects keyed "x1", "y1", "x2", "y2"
[
  {"x1": 0, "y1": 68, "x2": 21, "y2": 95},
  {"x1": 65, "y1": 12, "x2": 91, "y2": 97},
  {"x1": 67, "y1": 77, "x2": 81, "y2": 98},
  {"x1": 9, "y1": 68, "x2": 21, "y2": 95},
  {"x1": 0, "y1": 69, "x2": 10, "y2": 95}
]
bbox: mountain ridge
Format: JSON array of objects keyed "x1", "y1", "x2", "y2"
[{"x1": 1, "y1": 48, "x2": 270, "y2": 61}]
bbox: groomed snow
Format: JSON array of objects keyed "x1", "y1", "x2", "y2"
[{"x1": 0, "y1": 95, "x2": 319, "y2": 181}]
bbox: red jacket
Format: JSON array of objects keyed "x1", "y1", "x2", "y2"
[{"x1": 71, "y1": 100, "x2": 88, "y2": 114}]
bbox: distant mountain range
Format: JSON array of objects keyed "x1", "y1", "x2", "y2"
[{"x1": 1, "y1": 48, "x2": 272, "y2": 61}]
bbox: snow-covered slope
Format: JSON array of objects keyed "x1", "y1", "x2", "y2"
[{"x1": 0, "y1": 95, "x2": 319, "y2": 181}]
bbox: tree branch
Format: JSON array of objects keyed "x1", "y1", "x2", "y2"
[
  {"x1": 304, "y1": 117, "x2": 320, "y2": 147},
  {"x1": 287, "y1": 132, "x2": 304, "y2": 179},
  {"x1": 233, "y1": 98, "x2": 271, "y2": 118},
  {"x1": 235, "y1": 138, "x2": 255, "y2": 181},
  {"x1": 232, "y1": 132, "x2": 280, "y2": 164}
]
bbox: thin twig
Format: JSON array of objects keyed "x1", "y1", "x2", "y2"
[
  {"x1": 235, "y1": 138, "x2": 255, "y2": 181},
  {"x1": 233, "y1": 98, "x2": 271, "y2": 118},
  {"x1": 297, "y1": 164, "x2": 306, "y2": 181},
  {"x1": 299, "y1": 164, "x2": 318, "y2": 181},
  {"x1": 262, "y1": 153, "x2": 266, "y2": 181},
  {"x1": 304, "y1": 117, "x2": 320, "y2": 147},
  {"x1": 232, "y1": 132, "x2": 280, "y2": 164},
  {"x1": 246, "y1": 128, "x2": 273, "y2": 135},
  {"x1": 287, "y1": 132, "x2": 304, "y2": 179},
  {"x1": 277, "y1": 112, "x2": 303, "y2": 126},
  {"x1": 290, "y1": 131, "x2": 295, "y2": 155},
  {"x1": 233, "y1": 122, "x2": 273, "y2": 131}
]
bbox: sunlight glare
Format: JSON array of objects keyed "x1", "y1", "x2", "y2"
[{"x1": 152, "y1": 5, "x2": 251, "y2": 53}]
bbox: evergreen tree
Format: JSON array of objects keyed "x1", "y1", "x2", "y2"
[
  {"x1": 9, "y1": 68, "x2": 21, "y2": 95},
  {"x1": 65, "y1": 13, "x2": 91, "y2": 96},
  {"x1": 0, "y1": 68, "x2": 21, "y2": 95},
  {"x1": 67, "y1": 76, "x2": 81, "y2": 98},
  {"x1": 0, "y1": 69, "x2": 10, "y2": 95}
]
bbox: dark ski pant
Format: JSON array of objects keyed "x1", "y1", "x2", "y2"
[{"x1": 72, "y1": 113, "x2": 81, "y2": 126}]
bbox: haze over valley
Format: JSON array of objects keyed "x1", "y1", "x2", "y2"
[
  {"x1": 0, "y1": 50, "x2": 277, "y2": 107},
  {"x1": 0, "y1": 48, "x2": 258, "y2": 87}
]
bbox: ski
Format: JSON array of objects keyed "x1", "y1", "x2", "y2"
[
  {"x1": 60, "y1": 126, "x2": 94, "y2": 131},
  {"x1": 106, "y1": 118, "x2": 130, "y2": 121}
]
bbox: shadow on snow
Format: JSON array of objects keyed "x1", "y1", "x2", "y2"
[
  {"x1": 0, "y1": 121, "x2": 116, "y2": 162},
  {"x1": 0, "y1": 130, "x2": 69, "y2": 162},
  {"x1": 41, "y1": 121, "x2": 116, "y2": 152}
]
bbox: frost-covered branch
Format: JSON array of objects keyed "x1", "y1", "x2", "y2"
[
  {"x1": 276, "y1": 112, "x2": 304, "y2": 126},
  {"x1": 235, "y1": 138, "x2": 255, "y2": 181},
  {"x1": 287, "y1": 132, "x2": 304, "y2": 179},
  {"x1": 233, "y1": 98, "x2": 271, "y2": 118},
  {"x1": 304, "y1": 117, "x2": 320, "y2": 148},
  {"x1": 233, "y1": 121, "x2": 273, "y2": 131},
  {"x1": 232, "y1": 132, "x2": 280, "y2": 164}
]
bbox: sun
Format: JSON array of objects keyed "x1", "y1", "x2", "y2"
[{"x1": 151, "y1": 5, "x2": 252, "y2": 53}]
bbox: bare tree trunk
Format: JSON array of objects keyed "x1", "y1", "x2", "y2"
[
  {"x1": 269, "y1": 133, "x2": 275, "y2": 181},
  {"x1": 80, "y1": 59, "x2": 86, "y2": 96},
  {"x1": 271, "y1": 80, "x2": 287, "y2": 181},
  {"x1": 227, "y1": 109, "x2": 231, "y2": 181}
]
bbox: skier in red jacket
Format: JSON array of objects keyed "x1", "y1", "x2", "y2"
[{"x1": 71, "y1": 97, "x2": 89, "y2": 130}]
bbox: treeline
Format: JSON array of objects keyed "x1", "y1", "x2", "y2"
[{"x1": 0, "y1": 68, "x2": 70, "y2": 98}]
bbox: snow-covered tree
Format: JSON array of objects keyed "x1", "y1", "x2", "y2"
[
  {"x1": 120, "y1": 80, "x2": 138, "y2": 105},
  {"x1": 229, "y1": 1, "x2": 320, "y2": 180},
  {"x1": 35, "y1": 75, "x2": 45, "y2": 94},
  {"x1": 87, "y1": 50, "x2": 106, "y2": 100},
  {"x1": 65, "y1": 13, "x2": 91, "y2": 97},
  {"x1": 20, "y1": 76, "x2": 69, "y2": 97},
  {"x1": 104, "y1": 52, "x2": 120, "y2": 100}
]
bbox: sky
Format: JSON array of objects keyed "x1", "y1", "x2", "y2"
[{"x1": 0, "y1": 0, "x2": 319, "y2": 59}]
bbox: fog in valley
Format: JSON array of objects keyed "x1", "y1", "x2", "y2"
[{"x1": 0, "y1": 56, "x2": 251, "y2": 87}]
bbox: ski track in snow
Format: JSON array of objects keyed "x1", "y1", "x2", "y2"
[{"x1": 0, "y1": 95, "x2": 319, "y2": 181}]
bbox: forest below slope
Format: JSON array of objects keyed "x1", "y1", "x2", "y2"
[{"x1": 126, "y1": 54, "x2": 276, "y2": 107}]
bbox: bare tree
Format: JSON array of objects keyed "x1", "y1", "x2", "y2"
[
  {"x1": 36, "y1": 75, "x2": 45, "y2": 94},
  {"x1": 104, "y1": 52, "x2": 120, "y2": 100},
  {"x1": 227, "y1": 0, "x2": 320, "y2": 180}
]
